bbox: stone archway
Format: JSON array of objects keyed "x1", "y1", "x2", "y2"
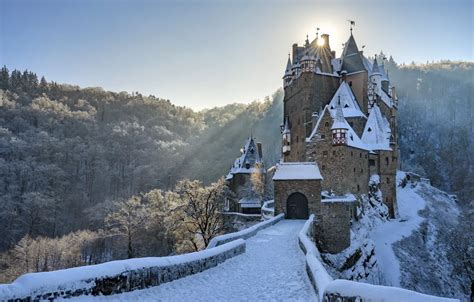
[{"x1": 286, "y1": 192, "x2": 309, "y2": 219}]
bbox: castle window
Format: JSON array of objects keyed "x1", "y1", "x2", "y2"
[
  {"x1": 359, "y1": 153, "x2": 362, "y2": 158},
  {"x1": 361, "y1": 168, "x2": 363, "y2": 173},
  {"x1": 323, "y1": 151, "x2": 328, "y2": 156},
  {"x1": 333, "y1": 151, "x2": 336, "y2": 156},
  {"x1": 369, "y1": 159, "x2": 375, "y2": 166},
  {"x1": 351, "y1": 151, "x2": 353, "y2": 156},
  {"x1": 325, "y1": 122, "x2": 329, "y2": 127},
  {"x1": 365, "y1": 154, "x2": 368, "y2": 159},
  {"x1": 321, "y1": 134, "x2": 325, "y2": 139},
  {"x1": 322, "y1": 165, "x2": 326, "y2": 170},
  {"x1": 296, "y1": 136, "x2": 299, "y2": 143},
  {"x1": 357, "y1": 184, "x2": 360, "y2": 192},
  {"x1": 387, "y1": 177, "x2": 390, "y2": 184},
  {"x1": 349, "y1": 81, "x2": 353, "y2": 87},
  {"x1": 349, "y1": 122, "x2": 353, "y2": 127},
  {"x1": 368, "y1": 127, "x2": 372, "y2": 132},
  {"x1": 353, "y1": 168, "x2": 356, "y2": 173},
  {"x1": 386, "y1": 157, "x2": 389, "y2": 166}
]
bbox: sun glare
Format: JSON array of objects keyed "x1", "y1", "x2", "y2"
[{"x1": 317, "y1": 38, "x2": 325, "y2": 47}]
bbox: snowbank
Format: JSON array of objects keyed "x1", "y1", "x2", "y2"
[
  {"x1": 297, "y1": 214, "x2": 333, "y2": 302},
  {"x1": 325, "y1": 279, "x2": 459, "y2": 302},
  {"x1": 261, "y1": 200, "x2": 275, "y2": 220},
  {"x1": 207, "y1": 213, "x2": 284, "y2": 248},
  {"x1": 298, "y1": 214, "x2": 459, "y2": 302},
  {"x1": 0, "y1": 239, "x2": 246, "y2": 301}
]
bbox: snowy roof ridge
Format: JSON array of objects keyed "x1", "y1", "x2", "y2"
[
  {"x1": 227, "y1": 136, "x2": 263, "y2": 177},
  {"x1": 361, "y1": 104, "x2": 392, "y2": 151},
  {"x1": 307, "y1": 105, "x2": 330, "y2": 141}
]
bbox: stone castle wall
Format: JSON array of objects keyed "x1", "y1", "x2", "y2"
[
  {"x1": 306, "y1": 112, "x2": 369, "y2": 195},
  {"x1": 283, "y1": 72, "x2": 340, "y2": 162},
  {"x1": 274, "y1": 179, "x2": 322, "y2": 217},
  {"x1": 314, "y1": 202, "x2": 353, "y2": 253}
]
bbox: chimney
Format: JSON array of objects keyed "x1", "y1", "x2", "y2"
[
  {"x1": 256, "y1": 142, "x2": 263, "y2": 160},
  {"x1": 292, "y1": 43, "x2": 298, "y2": 63},
  {"x1": 321, "y1": 34, "x2": 330, "y2": 49}
]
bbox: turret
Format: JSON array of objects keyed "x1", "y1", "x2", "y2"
[
  {"x1": 300, "y1": 53, "x2": 317, "y2": 73},
  {"x1": 283, "y1": 55, "x2": 293, "y2": 87},
  {"x1": 331, "y1": 101, "x2": 348, "y2": 146},
  {"x1": 282, "y1": 116, "x2": 291, "y2": 154}
]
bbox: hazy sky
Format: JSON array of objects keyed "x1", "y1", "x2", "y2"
[{"x1": 1, "y1": 0, "x2": 472, "y2": 109}]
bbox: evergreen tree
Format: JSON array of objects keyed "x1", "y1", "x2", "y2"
[
  {"x1": 0, "y1": 66, "x2": 9, "y2": 90},
  {"x1": 39, "y1": 76, "x2": 48, "y2": 91}
]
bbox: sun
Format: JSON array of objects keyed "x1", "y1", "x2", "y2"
[{"x1": 317, "y1": 38, "x2": 325, "y2": 47}]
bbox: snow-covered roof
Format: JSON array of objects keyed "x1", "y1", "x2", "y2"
[
  {"x1": 328, "y1": 82, "x2": 366, "y2": 118},
  {"x1": 307, "y1": 105, "x2": 370, "y2": 151},
  {"x1": 321, "y1": 193, "x2": 356, "y2": 203},
  {"x1": 238, "y1": 198, "x2": 261, "y2": 208},
  {"x1": 361, "y1": 104, "x2": 392, "y2": 151},
  {"x1": 331, "y1": 102, "x2": 348, "y2": 130},
  {"x1": 226, "y1": 137, "x2": 263, "y2": 178},
  {"x1": 377, "y1": 89, "x2": 393, "y2": 108},
  {"x1": 273, "y1": 162, "x2": 323, "y2": 181}
]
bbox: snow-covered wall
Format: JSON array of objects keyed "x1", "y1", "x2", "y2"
[
  {"x1": 0, "y1": 239, "x2": 246, "y2": 302},
  {"x1": 207, "y1": 213, "x2": 284, "y2": 248},
  {"x1": 298, "y1": 215, "x2": 459, "y2": 302}
]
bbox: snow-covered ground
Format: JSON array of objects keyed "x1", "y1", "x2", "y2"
[
  {"x1": 369, "y1": 172, "x2": 427, "y2": 286},
  {"x1": 64, "y1": 220, "x2": 316, "y2": 302}
]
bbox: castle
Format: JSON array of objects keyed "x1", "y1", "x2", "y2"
[
  {"x1": 273, "y1": 28, "x2": 399, "y2": 253},
  {"x1": 225, "y1": 137, "x2": 265, "y2": 214}
]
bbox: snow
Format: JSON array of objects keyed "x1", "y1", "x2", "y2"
[
  {"x1": 369, "y1": 172, "x2": 428, "y2": 287},
  {"x1": 328, "y1": 82, "x2": 366, "y2": 118},
  {"x1": 325, "y1": 279, "x2": 459, "y2": 302},
  {"x1": 361, "y1": 104, "x2": 392, "y2": 151},
  {"x1": 321, "y1": 194, "x2": 356, "y2": 203},
  {"x1": 65, "y1": 220, "x2": 317, "y2": 302},
  {"x1": 272, "y1": 162, "x2": 323, "y2": 180},
  {"x1": 207, "y1": 213, "x2": 284, "y2": 249},
  {"x1": 238, "y1": 197, "x2": 261, "y2": 208},
  {"x1": 0, "y1": 239, "x2": 245, "y2": 300},
  {"x1": 298, "y1": 215, "x2": 333, "y2": 302}
]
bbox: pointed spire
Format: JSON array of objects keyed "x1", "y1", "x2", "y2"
[
  {"x1": 305, "y1": 34, "x2": 310, "y2": 47},
  {"x1": 372, "y1": 55, "x2": 380, "y2": 74},
  {"x1": 342, "y1": 33, "x2": 359, "y2": 57},
  {"x1": 331, "y1": 101, "x2": 348, "y2": 130},
  {"x1": 285, "y1": 54, "x2": 292, "y2": 72}
]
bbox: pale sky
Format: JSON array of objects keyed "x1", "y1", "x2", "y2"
[{"x1": 1, "y1": 0, "x2": 472, "y2": 109}]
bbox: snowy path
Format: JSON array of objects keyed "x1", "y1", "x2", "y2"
[
  {"x1": 67, "y1": 220, "x2": 316, "y2": 302},
  {"x1": 369, "y1": 182, "x2": 426, "y2": 287}
]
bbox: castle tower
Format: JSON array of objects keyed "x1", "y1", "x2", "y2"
[
  {"x1": 283, "y1": 55, "x2": 292, "y2": 88},
  {"x1": 331, "y1": 101, "x2": 348, "y2": 146}
]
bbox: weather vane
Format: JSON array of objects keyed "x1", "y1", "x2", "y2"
[{"x1": 347, "y1": 20, "x2": 355, "y2": 33}]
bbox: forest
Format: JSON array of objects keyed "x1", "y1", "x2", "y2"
[{"x1": 0, "y1": 59, "x2": 472, "y2": 282}]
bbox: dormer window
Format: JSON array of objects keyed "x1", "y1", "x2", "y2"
[
  {"x1": 344, "y1": 104, "x2": 349, "y2": 108},
  {"x1": 368, "y1": 127, "x2": 372, "y2": 132},
  {"x1": 245, "y1": 163, "x2": 251, "y2": 169}
]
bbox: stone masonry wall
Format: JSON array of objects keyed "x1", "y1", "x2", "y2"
[
  {"x1": 274, "y1": 179, "x2": 322, "y2": 217},
  {"x1": 314, "y1": 201, "x2": 353, "y2": 253},
  {"x1": 1, "y1": 241, "x2": 246, "y2": 302},
  {"x1": 306, "y1": 110, "x2": 369, "y2": 195},
  {"x1": 283, "y1": 72, "x2": 340, "y2": 162}
]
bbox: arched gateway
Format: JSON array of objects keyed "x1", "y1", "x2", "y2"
[{"x1": 286, "y1": 192, "x2": 309, "y2": 219}]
